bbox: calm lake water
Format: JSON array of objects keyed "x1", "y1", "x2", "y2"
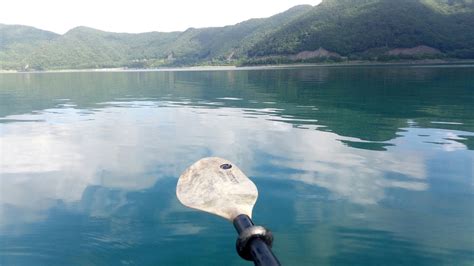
[{"x1": 0, "y1": 66, "x2": 473, "y2": 265}]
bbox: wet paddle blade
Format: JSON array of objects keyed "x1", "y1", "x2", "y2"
[{"x1": 176, "y1": 157, "x2": 258, "y2": 221}]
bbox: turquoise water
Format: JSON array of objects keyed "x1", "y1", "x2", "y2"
[{"x1": 0, "y1": 66, "x2": 473, "y2": 265}]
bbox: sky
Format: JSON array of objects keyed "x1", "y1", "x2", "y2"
[{"x1": 0, "y1": 0, "x2": 322, "y2": 34}]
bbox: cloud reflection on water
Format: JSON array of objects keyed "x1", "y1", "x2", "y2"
[{"x1": 0, "y1": 100, "x2": 444, "y2": 226}]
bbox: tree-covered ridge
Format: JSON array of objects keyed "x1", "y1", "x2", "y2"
[
  {"x1": 1, "y1": 0, "x2": 474, "y2": 70},
  {"x1": 0, "y1": 24, "x2": 59, "y2": 48},
  {"x1": 248, "y1": 0, "x2": 474, "y2": 59},
  {"x1": 0, "y1": 24, "x2": 60, "y2": 69},
  {"x1": 0, "y1": 5, "x2": 312, "y2": 70}
]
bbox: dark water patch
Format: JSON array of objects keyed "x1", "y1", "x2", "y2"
[
  {"x1": 0, "y1": 119, "x2": 44, "y2": 123},
  {"x1": 339, "y1": 140, "x2": 395, "y2": 151}
]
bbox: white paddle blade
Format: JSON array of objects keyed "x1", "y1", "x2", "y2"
[{"x1": 176, "y1": 157, "x2": 258, "y2": 221}]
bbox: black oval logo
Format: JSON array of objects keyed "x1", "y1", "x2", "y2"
[{"x1": 220, "y1": 163, "x2": 232, "y2": 170}]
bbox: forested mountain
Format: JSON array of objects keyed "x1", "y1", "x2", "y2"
[
  {"x1": 1, "y1": 0, "x2": 474, "y2": 70},
  {"x1": 0, "y1": 24, "x2": 60, "y2": 69},
  {"x1": 248, "y1": 0, "x2": 474, "y2": 60}
]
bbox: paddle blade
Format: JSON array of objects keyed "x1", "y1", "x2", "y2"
[{"x1": 176, "y1": 157, "x2": 258, "y2": 221}]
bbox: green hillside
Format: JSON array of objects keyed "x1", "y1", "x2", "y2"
[
  {"x1": 161, "y1": 4, "x2": 313, "y2": 65},
  {"x1": 248, "y1": 0, "x2": 474, "y2": 60},
  {"x1": 0, "y1": 24, "x2": 60, "y2": 69},
  {"x1": 1, "y1": 0, "x2": 474, "y2": 70},
  {"x1": 0, "y1": 5, "x2": 311, "y2": 70},
  {"x1": 0, "y1": 24, "x2": 59, "y2": 48}
]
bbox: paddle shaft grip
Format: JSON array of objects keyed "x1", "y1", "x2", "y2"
[{"x1": 233, "y1": 215, "x2": 281, "y2": 266}]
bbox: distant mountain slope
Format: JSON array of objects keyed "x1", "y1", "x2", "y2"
[
  {"x1": 1, "y1": 0, "x2": 474, "y2": 70},
  {"x1": 0, "y1": 5, "x2": 312, "y2": 70},
  {"x1": 162, "y1": 5, "x2": 313, "y2": 63},
  {"x1": 248, "y1": 0, "x2": 474, "y2": 59},
  {"x1": 0, "y1": 24, "x2": 58, "y2": 48},
  {"x1": 0, "y1": 24, "x2": 60, "y2": 69}
]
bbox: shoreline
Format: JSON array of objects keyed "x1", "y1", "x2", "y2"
[{"x1": 1, "y1": 59, "x2": 474, "y2": 74}]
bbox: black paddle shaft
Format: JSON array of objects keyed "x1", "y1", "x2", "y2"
[{"x1": 233, "y1": 214, "x2": 281, "y2": 266}]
